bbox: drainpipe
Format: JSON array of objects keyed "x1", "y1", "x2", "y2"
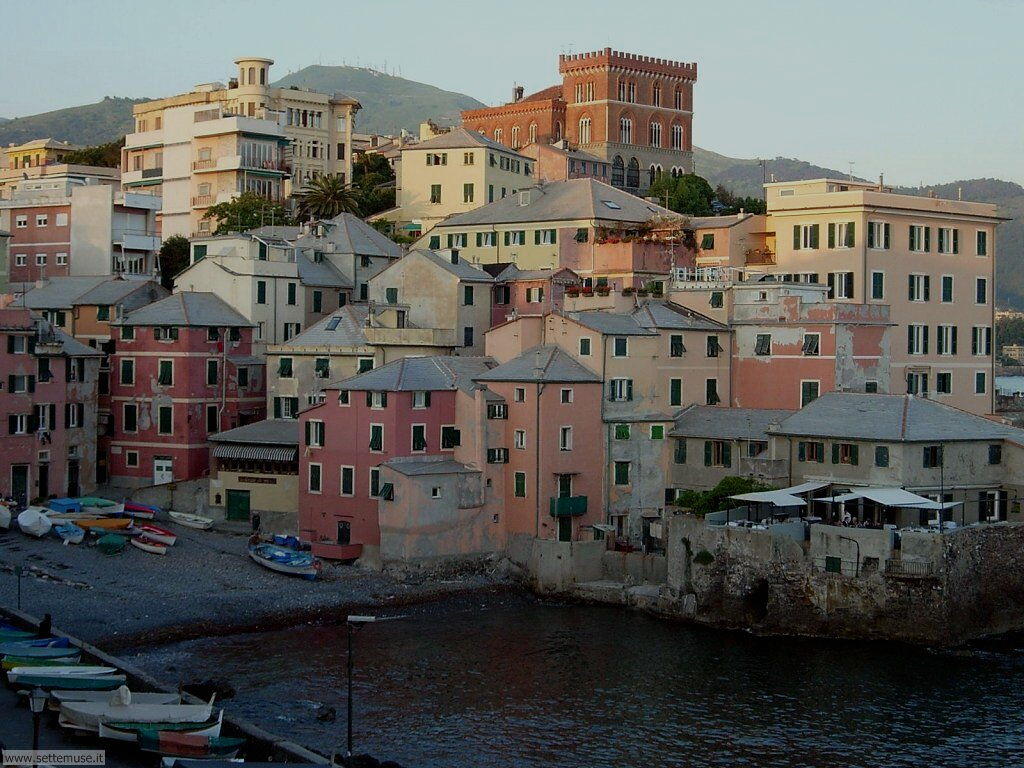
[
  {"x1": 219, "y1": 326, "x2": 228, "y2": 427},
  {"x1": 600, "y1": 335, "x2": 611, "y2": 532},
  {"x1": 535, "y1": 381, "x2": 545, "y2": 538}
]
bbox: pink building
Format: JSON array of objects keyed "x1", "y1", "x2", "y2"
[
  {"x1": 298, "y1": 356, "x2": 496, "y2": 561},
  {"x1": 518, "y1": 141, "x2": 611, "y2": 184},
  {"x1": 489, "y1": 265, "x2": 580, "y2": 326},
  {"x1": 0, "y1": 308, "x2": 102, "y2": 504},
  {"x1": 108, "y1": 292, "x2": 266, "y2": 486}
]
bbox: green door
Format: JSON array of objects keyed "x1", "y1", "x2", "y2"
[
  {"x1": 225, "y1": 489, "x2": 251, "y2": 521},
  {"x1": 557, "y1": 516, "x2": 572, "y2": 542}
]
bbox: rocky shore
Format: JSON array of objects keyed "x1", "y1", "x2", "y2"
[{"x1": 0, "y1": 524, "x2": 519, "y2": 650}]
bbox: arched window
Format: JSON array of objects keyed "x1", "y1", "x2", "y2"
[
  {"x1": 578, "y1": 117, "x2": 591, "y2": 144},
  {"x1": 618, "y1": 80, "x2": 627, "y2": 101},
  {"x1": 652, "y1": 82, "x2": 661, "y2": 106},
  {"x1": 671, "y1": 124, "x2": 684, "y2": 150},
  {"x1": 528, "y1": 123, "x2": 537, "y2": 143},
  {"x1": 626, "y1": 157, "x2": 640, "y2": 188},
  {"x1": 248, "y1": 67, "x2": 255, "y2": 85},
  {"x1": 649, "y1": 121, "x2": 662, "y2": 148},
  {"x1": 494, "y1": 128, "x2": 503, "y2": 143},
  {"x1": 510, "y1": 126, "x2": 520, "y2": 148},
  {"x1": 649, "y1": 164, "x2": 657, "y2": 186},
  {"x1": 628, "y1": 81, "x2": 636, "y2": 103},
  {"x1": 586, "y1": 82, "x2": 594, "y2": 101},
  {"x1": 260, "y1": 68, "x2": 266, "y2": 85},
  {"x1": 611, "y1": 156, "x2": 624, "y2": 187},
  {"x1": 554, "y1": 121, "x2": 562, "y2": 140},
  {"x1": 674, "y1": 88, "x2": 683, "y2": 110},
  {"x1": 619, "y1": 117, "x2": 633, "y2": 145},
  {"x1": 574, "y1": 83, "x2": 583, "y2": 103}
]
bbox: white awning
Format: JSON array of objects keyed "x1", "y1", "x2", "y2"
[
  {"x1": 780, "y1": 481, "x2": 830, "y2": 495},
  {"x1": 729, "y1": 491, "x2": 807, "y2": 507},
  {"x1": 818, "y1": 488, "x2": 937, "y2": 508}
]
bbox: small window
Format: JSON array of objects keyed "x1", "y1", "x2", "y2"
[
  {"x1": 614, "y1": 423, "x2": 630, "y2": 440},
  {"x1": 670, "y1": 335, "x2": 685, "y2": 357},
  {"x1": 706, "y1": 336, "x2": 721, "y2": 358},
  {"x1": 579, "y1": 338, "x2": 592, "y2": 356},
  {"x1": 923, "y1": 445, "x2": 943, "y2": 469},
  {"x1": 650, "y1": 425, "x2": 664, "y2": 440},
  {"x1": 514, "y1": 429, "x2": 526, "y2": 449},
  {"x1": 613, "y1": 337, "x2": 628, "y2": 357},
  {"x1": 613, "y1": 461, "x2": 630, "y2": 486},
  {"x1": 874, "y1": 446, "x2": 889, "y2": 468},
  {"x1": 754, "y1": 334, "x2": 771, "y2": 356},
  {"x1": 206, "y1": 359, "x2": 218, "y2": 386},
  {"x1": 158, "y1": 359, "x2": 173, "y2": 386},
  {"x1": 514, "y1": 387, "x2": 525, "y2": 402},
  {"x1": 514, "y1": 472, "x2": 527, "y2": 498},
  {"x1": 559, "y1": 426, "x2": 572, "y2": 451},
  {"x1": 989, "y1": 444, "x2": 1002, "y2": 465},
  {"x1": 126, "y1": 450, "x2": 139, "y2": 468},
  {"x1": 431, "y1": 486, "x2": 442, "y2": 499},
  {"x1": 802, "y1": 334, "x2": 820, "y2": 356},
  {"x1": 560, "y1": 388, "x2": 573, "y2": 403}
]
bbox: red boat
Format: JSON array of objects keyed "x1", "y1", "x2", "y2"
[{"x1": 134, "y1": 523, "x2": 177, "y2": 546}]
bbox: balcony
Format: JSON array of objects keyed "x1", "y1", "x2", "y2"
[
  {"x1": 192, "y1": 194, "x2": 214, "y2": 208},
  {"x1": 142, "y1": 167, "x2": 163, "y2": 179},
  {"x1": 115, "y1": 229, "x2": 161, "y2": 252},
  {"x1": 192, "y1": 155, "x2": 290, "y2": 176},
  {"x1": 193, "y1": 159, "x2": 217, "y2": 171},
  {"x1": 550, "y1": 496, "x2": 588, "y2": 517},
  {"x1": 745, "y1": 247, "x2": 776, "y2": 266}
]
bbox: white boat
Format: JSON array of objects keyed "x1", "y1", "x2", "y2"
[
  {"x1": 0, "y1": 503, "x2": 10, "y2": 530},
  {"x1": 18, "y1": 507, "x2": 52, "y2": 538},
  {"x1": 82, "y1": 502, "x2": 125, "y2": 517},
  {"x1": 98, "y1": 710, "x2": 223, "y2": 742},
  {"x1": 52, "y1": 689, "x2": 182, "y2": 705},
  {"x1": 9, "y1": 665, "x2": 117, "y2": 677},
  {"x1": 60, "y1": 700, "x2": 215, "y2": 732},
  {"x1": 130, "y1": 535, "x2": 168, "y2": 555},
  {"x1": 168, "y1": 511, "x2": 214, "y2": 531}
]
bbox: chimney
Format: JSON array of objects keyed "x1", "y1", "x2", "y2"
[
  {"x1": 450, "y1": 249, "x2": 460, "y2": 264},
  {"x1": 513, "y1": 85, "x2": 524, "y2": 103},
  {"x1": 958, "y1": 186, "x2": 963, "y2": 201}
]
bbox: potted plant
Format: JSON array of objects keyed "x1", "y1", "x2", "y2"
[
  {"x1": 566, "y1": 286, "x2": 581, "y2": 297},
  {"x1": 636, "y1": 288, "x2": 649, "y2": 297},
  {"x1": 582, "y1": 286, "x2": 594, "y2": 296},
  {"x1": 622, "y1": 286, "x2": 635, "y2": 296},
  {"x1": 595, "y1": 286, "x2": 611, "y2": 296}
]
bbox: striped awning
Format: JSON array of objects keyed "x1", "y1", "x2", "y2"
[{"x1": 212, "y1": 444, "x2": 297, "y2": 462}]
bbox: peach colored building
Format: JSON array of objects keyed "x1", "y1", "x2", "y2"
[{"x1": 518, "y1": 141, "x2": 610, "y2": 184}]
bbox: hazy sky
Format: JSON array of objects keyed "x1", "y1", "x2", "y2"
[{"x1": 3, "y1": 0, "x2": 1021, "y2": 185}]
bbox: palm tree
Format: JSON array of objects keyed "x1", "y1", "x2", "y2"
[{"x1": 296, "y1": 174, "x2": 361, "y2": 221}]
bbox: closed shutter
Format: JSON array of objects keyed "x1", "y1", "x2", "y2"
[
  {"x1": 722, "y1": 442, "x2": 732, "y2": 467},
  {"x1": 883, "y1": 223, "x2": 890, "y2": 249},
  {"x1": 923, "y1": 275, "x2": 930, "y2": 301},
  {"x1": 27, "y1": 412, "x2": 38, "y2": 432},
  {"x1": 832, "y1": 443, "x2": 840, "y2": 464},
  {"x1": 867, "y1": 224, "x2": 875, "y2": 249},
  {"x1": 273, "y1": 398, "x2": 281, "y2": 418},
  {"x1": 793, "y1": 225, "x2": 801, "y2": 250},
  {"x1": 366, "y1": 392, "x2": 373, "y2": 407},
  {"x1": 908, "y1": 274, "x2": 915, "y2": 300},
  {"x1": 952, "y1": 228, "x2": 959, "y2": 254},
  {"x1": 7, "y1": 375, "x2": 14, "y2": 392},
  {"x1": 845, "y1": 222, "x2": 855, "y2": 247},
  {"x1": 827, "y1": 273, "x2": 835, "y2": 299},
  {"x1": 845, "y1": 272, "x2": 854, "y2": 299},
  {"x1": 381, "y1": 392, "x2": 388, "y2": 408},
  {"x1": 850, "y1": 445, "x2": 859, "y2": 466},
  {"x1": 907, "y1": 326, "x2": 914, "y2": 355},
  {"x1": 304, "y1": 421, "x2": 311, "y2": 446},
  {"x1": 909, "y1": 227, "x2": 915, "y2": 250},
  {"x1": 923, "y1": 326, "x2": 929, "y2": 355},
  {"x1": 798, "y1": 442, "x2": 806, "y2": 462},
  {"x1": 924, "y1": 227, "x2": 931, "y2": 252},
  {"x1": 626, "y1": 380, "x2": 633, "y2": 401},
  {"x1": 810, "y1": 224, "x2": 819, "y2": 248},
  {"x1": 49, "y1": 404, "x2": 56, "y2": 429},
  {"x1": 703, "y1": 441, "x2": 712, "y2": 467},
  {"x1": 534, "y1": 230, "x2": 540, "y2": 245},
  {"x1": 64, "y1": 403, "x2": 72, "y2": 428},
  {"x1": 504, "y1": 231, "x2": 510, "y2": 246},
  {"x1": 828, "y1": 223, "x2": 835, "y2": 248},
  {"x1": 7, "y1": 415, "x2": 16, "y2": 434}
]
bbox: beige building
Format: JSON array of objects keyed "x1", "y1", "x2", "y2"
[
  {"x1": 122, "y1": 56, "x2": 360, "y2": 239},
  {"x1": 375, "y1": 127, "x2": 534, "y2": 236}
]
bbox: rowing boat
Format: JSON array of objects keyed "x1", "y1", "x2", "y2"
[
  {"x1": 18, "y1": 507, "x2": 52, "y2": 537},
  {"x1": 125, "y1": 501, "x2": 160, "y2": 520},
  {"x1": 52, "y1": 689, "x2": 181, "y2": 705},
  {"x1": 60, "y1": 698, "x2": 213, "y2": 732},
  {"x1": 55, "y1": 522, "x2": 85, "y2": 545},
  {"x1": 9, "y1": 664, "x2": 116, "y2": 677},
  {"x1": 136, "y1": 523, "x2": 177, "y2": 546},
  {"x1": 248, "y1": 543, "x2": 318, "y2": 579},
  {"x1": 168, "y1": 511, "x2": 214, "y2": 530},
  {"x1": 130, "y1": 535, "x2": 168, "y2": 555},
  {"x1": 0, "y1": 503, "x2": 10, "y2": 530},
  {"x1": 7, "y1": 672, "x2": 126, "y2": 690},
  {"x1": 98, "y1": 711, "x2": 223, "y2": 742},
  {"x1": 140, "y1": 731, "x2": 244, "y2": 758},
  {"x1": 1, "y1": 644, "x2": 80, "y2": 660},
  {"x1": 0, "y1": 636, "x2": 71, "y2": 652},
  {"x1": 2, "y1": 654, "x2": 81, "y2": 670},
  {"x1": 77, "y1": 517, "x2": 132, "y2": 531}
]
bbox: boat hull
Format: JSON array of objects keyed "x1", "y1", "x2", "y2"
[
  {"x1": 130, "y1": 536, "x2": 168, "y2": 555},
  {"x1": 139, "y1": 732, "x2": 243, "y2": 758},
  {"x1": 3, "y1": 654, "x2": 81, "y2": 670},
  {"x1": 60, "y1": 701, "x2": 213, "y2": 732},
  {"x1": 98, "y1": 712, "x2": 223, "y2": 742},
  {"x1": 136, "y1": 525, "x2": 177, "y2": 546},
  {"x1": 18, "y1": 507, "x2": 52, "y2": 537},
  {"x1": 248, "y1": 544, "x2": 318, "y2": 579},
  {"x1": 8, "y1": 673, "x2": 126, "y2": 690},
  {"x1": 169, "y1": 512, "x2": 213, "y2": 530}
]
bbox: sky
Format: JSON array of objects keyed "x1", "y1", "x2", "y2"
[{"x1": 2, "y1": 0, "x2": 1022, "y2": 186}]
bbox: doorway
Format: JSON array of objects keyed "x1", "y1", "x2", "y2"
[
  {"x1": 226, "y1": 489, "x2": 251, "y2": 521},
  {"x1": 153, "y1": 457, "x2": 173, "y2": 485},
  {"x1": 557, "y1": 516, "x2": 572, "y2": 542},
  {"x1": 11, "y1": 465, "x2": 29, "y2": 506},
  {"x1": 66, "y1": 459, "x2": 80, "y2": 498},
  {"x1": 37, "y1": 463, "x2": 49, "y2": 500}
]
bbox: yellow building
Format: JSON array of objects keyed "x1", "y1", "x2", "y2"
[
  {"x1": 3, "y1": 139, "x2": 82, "y2": 170},
  {"x1": 122, "y1": 56, "x2": 360, "y2": 239},
  {"x1": 375, "y1": 127, "x2": 534, "y2": 236}
]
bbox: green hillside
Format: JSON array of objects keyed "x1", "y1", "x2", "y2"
[
  {"x1": 272, "y1": 66, "x2": 485, "y2": 136},
  {"x1": 0, "y1": 97, "x2": 145, "y2": 147}
]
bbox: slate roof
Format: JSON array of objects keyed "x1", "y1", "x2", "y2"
[
  {"x1": 493, "y1": 265, "x2": 578, "y2": 282},
  {"x1": 208, "y1": 418, "x2": 299, "y2": 446},
  {"x1": 415, "y1": 249, "x2": 494, "y2": 282},
  {"x1": 76, "y1": 279, "x2": 167, "y2": 310},
  {"x1": 631, "y1": 301, "x2": 729, "y2": 332},
  {"x1": 519, "y1": 85, "x2": 564, "y2": 102},
  {"x1": 774, "y1": 393, "x2": 1024, "y2": 443},
  {"x1": 435, "y1": 178, "x2": 679, "y2": 228},
  {"x1": 412, "y1": 127, "x2": 517, "y2": 154},
  {"x1": 15, "y1": 276, "x2": 113, "y2": 309},
  {"x1": 335, "y1": 355, "x2": 495, "y2": 394},
  {"x1": 296, "y1": 252, "x2": 351, "y2": 288},
  {"x1": 382, "y1": 456, "x2": 479, "y2": 477},
  {"x1": 475, "y1": 345, "x2": 600, "y2": 383},
  {"x1": 567, "y1": 310, "x2": 657, "y2": 336},
  {"x1": 306, "y1": 213, "x2": 404, "y2": 259},
  {"x1": 34, "y1": 318, "x2": 103, "y2": 358},
  {"x1": 119, "y1": 292, "x2": 252, "y2": 327},
  {"x1": 671, "y1": 405, "x2": 794, "y2": 440},
  {"x1": 281, "y1": 304, "x2": 370, "y2": 347},
  {"x1": 689, "y1": 213, "x2": 760, "y2": 230}
]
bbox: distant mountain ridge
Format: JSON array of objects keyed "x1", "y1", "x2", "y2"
[{"x1": 0, "y1": 96, "x2": 146, "y2": 147}]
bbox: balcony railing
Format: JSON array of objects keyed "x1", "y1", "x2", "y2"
[
  {"x1": 193, "y1": 159, "x2": 217, "y2": 170},
  {"x1": 192, "y1": 194, "x2": 214, "y2": 207},
  {"x1": 550, "y1": 496, "x2": 588, "y2": 517},
  {"x1": 141, "y1": 167, "x2": 163, "y2": 179},
  {"x1": 745, "y1": 248, "x2": 776, "y2": 266}
]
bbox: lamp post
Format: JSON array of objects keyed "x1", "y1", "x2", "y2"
[
  {"x1": 343, "y1": 614, "x2": 405, "y2": 767},
  {"x1": 28, "y1": 687, "x2": 47, "y2": 768}
]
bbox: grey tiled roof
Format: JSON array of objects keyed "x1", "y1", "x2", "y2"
[
  {"x1": 119, "y1": 292, "x2": 252, "y2": 327},
  {"x1": 76, "y1": 279, "x2": 167, "y2": 309},
  {"x1": 774, "y1": 393, "x2": 1024, "y2": 443},
  {"x1": 631, "y1": 301, "x2": 729, "y2": 332},
  {"x1": 335, "y1": 355, "x2": 495, "y2": 394},
  {"x1": 15, "y1": 276, "x2": 113, "y2": 309},
  {"x1": 493, "y1": 265, "x2": 578, "y2": 282},
  {"x1": 209, "y1": 418, "x2": 298, "y2": 446},
  {"x1": 382, "y1": 456, "x2": 479, "y2": 477},
  {"x1": 281, "y1": 304, "x2": 370, "y2": 347},
  {"x1": 689, "y1": 213, "x2": 759, "y2": 229},
  {"x1": 413, "y1": 249, "x2": 494, "y2": 282},
  {"x1": 296, "y1": 252, "x2": 351, "y2": 288},
  {"x1": 475, "y1": 345, "x2": 600, "y2": 383},
  {"x1": 308, "y1": 213, "x2": 405, "y2": 259},
  {"x1": 34, "y1": 318, "x2": 103, "y2": 358},
  {"x1": 412, "y1": 127, "x2": 518, "y2": 154},
  {"x1": 435, "y1": 178, "x2": 679, "y2": 228},
  {"x1": 567, "y1": 310, "x2": 657, "y2": 336},
  {"x1": 671, "y1": 405, "x2": 793, "y2": 440}
]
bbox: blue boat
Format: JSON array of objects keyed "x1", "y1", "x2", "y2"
[
  {"x1": 0, "y1": 645, "x2": 79, "y2": 659},
  {"x1": 48, "y1": 498, "x2": 82, "y2": 515},
  {"x1": 0, "y1": 636, "x2": 70, "y2": 650},
  {"x1": 55, "y1": 522, "x2": 85, "y2": 545},
  {"x1": 248, "y1": 543, "x2": 318, "y2": 580}
]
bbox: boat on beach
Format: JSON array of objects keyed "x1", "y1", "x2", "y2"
[
  {"x1": 52, "y1": 689, "x2": 182, "y2": 705},
  {"x1": 140, "y1": 732, "x2": 244, "y2": 759},
  {"x1": 98, "y1": 711, "x2": 223, "y2": 742},
  {"x1": 0, "y1": 503, "x2": 11, "y2": 530},
  {"x1": 135, "y1": 523, "x2": 177, "y2": 546},
  {"x1": 125, "y1": 501, "x2": 161, "y2": 520},
  {"x1": 130, "y1": 535, "x2": 168, "y2": 555},
  {"x1": 77, "y1": 517, "x2": 133, "y2": 531},
  {"x1": 0, "y1": 636, "x2": 71, "y2": 652},
  {"x1": 7, "y1": 671, "x2": 126, "y2": 690},
  {"x1": 1, "y1": 644, "x2": 80, "y2": 660},
  {"x1": 59, "y1": 698, "x2": 214, "y2": 732},
  {"x1": 55, "y1": 522, "x2": 85, "y2": 545},
  {"x1": 169, "y1": 511, "x2": 214, "y2": 530},
  {"x1": 9, "y1": 664, "x2": 117, "y2": 677},
  {"x1": 18, "y1": 507, "x2": 53, "y2": 537},
  {"x1": 248, "y1": 543, "x2": 319, "y2": 579},
  {"x1": 2, "y1": 654, "x2": 82, "y2": 670}
]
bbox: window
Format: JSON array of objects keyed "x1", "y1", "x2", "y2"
[
  {"x1": 866, "y1": 271, "x2": 885, "y2": 301},
  {"x1": 312, "y1": 357, "x2": 330, "y2": 379},
  {"x1": 274, "y1": 396, "x2": 299, "y2": 419},
  {"x1": 514, "y1": 472, "x2": 526, "y2": 498},
  {"x1": 504, "y1": 230, "x2": 526, "y2": 246},
  {"x1": 933, "y1": 324, "x2": 958, "y2": 356},
  {"x1": 514, "y1": 429, "x2": 526, "y2": 450},
  {"x1": 278, "y1": 357, "x2": 293, "y2": 378},
  {"x1": 238, "y1": 367, "x2": 250, "y2": 388},
  {"x1": 674, "y1": 439, "x2": 687, "y2": 464},
  {"x1": 559, "y1": 426, "x2": 572, "y2": 451},
  {"x1": 535, "y1": 228, "x2": 557, "y2": 245},
  {"x1": 670, "y1": 378, "x2": 682, "y2": 407},
  {"x1": 615, "y1": 423, "x2": 630, "y2": 440},
  {"x1": 976, "y1": 278, "x2": 988, "y2": 305},
  {"x1": 15, "y1": 215, "x2": 27, "y2": 229},
  {"x1": 908, "y1": 274, "x2": 930, "y2": 302},
  {"x1": 907, "y1": 371, "x2": 929, "y2": 396},
  {"x1": 123, "y1": 403, "x2": 138, "y2": 433},
  {"x1": 560, "y1": 388, "x2": 573, "y2": 404},
  {"x1": 754, "y1": 334, "x2": 771, "y2": 356},
  {"x1": 875, "y1": 446, "x2": 889, "y2": 467},
  {"x1": 369, "y1": 424, "x2": 384, "y2": 452},
  {"x1": 487, "y1": 403, "x2": 507, "y2": 419},
  {"x1": 158, "y1": 359, "x2": 173, "y2": 386},
  {"x1": 671, "y1": 124, "x2": 683, "y2": 150},
  {"x1": 609, "y1": 378, "x2": 633, "y2": 402},
  {"x1": 7, "y1": 414, "x2": 28, "y2": 435},
  {"x1": 706, "y1": 336, "x2": 721, "y2": 358},
  {"x1": 909, "y1": 225, "x2": 930, "y2": 253},
  {"x1": 358, "y1": 357, "x2": 374, "y2": 373},
  {"x1": 704, "y1": 441, "x2": 731, "y2": 468},
  {"x1": 941, "y1": 275, "x2": 954, "y2": 303},
  {"x1": 340, "y1": 466, "x2": 354, "y2": 496},
  {"x1": 429, "y1": 235, "x2": 440, "y2": 249},
  {"x1": 977, "y1": 230, "x2": 988, "y2": 257},
  {"x1": 827, "y1": 221, "x2": 855, "y2": 248},
  {"x1": 463, "y1": 327, "x2": 474, "y2": 348},
  {"x1": 923, "y1": 445, "x2": 943, "y2": 469},
  {"x1": 206, "y1": 359, "x2": 218, "y2": 386},
  {"x1": 937, "y1": 227, "x2": 959, "y2": 254},
  {"x1": 908, "y1": 325, "x2": 929, "y2": 356},
  {"x1": 7, "y1": 335, "x2": 27, "y2": 354},
  {"x1": 832, "y1": 442, "x2": 859, "y2": 466},
  {"x1": 800, "y1": 380, "x2": 820, "y2": 407},
  {"x1": 579, "y1": 337, "x2": 592, "y2": 356},
  {"x1": 463, "y1": 285, "x2": 475, "y2": 306},
  {"x1": 971, "y1": 326, "x2": 992, "y2": 356},
  {"x1": 430, "y1": 184, "x2": 442, "y2": 204},
  {"x1": 709, "y1": 292, "x2": 724, "y2": 309},
  {"x1": 798, "y1": 441, "x2": 825, "y2": 463},
  {"x1": 706, "y1": 379, "x2": 720, "y2": 406},
  {"x1": 936, "y1": 372, "x2": 952, "y2": 394},
  {"x1": 476, "y1": 231, "x2": 496, "y2": 248},
  {"x1": 369, "y1": 468, "x2": 381, "y2": 498},
  {"x1": 828, "y1": 272, "x2": 855, "y2": 299},
  {"x1": 206, "y1": 404, "x2": 219, "y2": 434},
  {"x1": 648, "y1": 121, "x2": 662, "y2": 148},
  {"x1": 578, "y1": 117, "x2": 592, "y2": 144},
  {"x1": 412, "y1": 424, "x2": 427, "y2": 452},
  {"x1": 613, "y1": 337, "x2": 628, "y2": 357},
  {"x1": 256, "y1": 281, "x2": 267, "y2": 305},
  {"x1": 441, "y1": 426, "x2": 461, "y2": 449},
  {"x1": 975, "y1": 371, "x2": 987, "y2": 395},
  {"x1": 614, "y1": 461, "x2": 631, "y2": 485},
  {"x1": 650, "y1": 425, "x2": 665, "y2": 440},
  {"x1": 413, "y1": 391, "x2": 431, "y2": 409},
  {"x1": 35, "y1": 254, "x2": 46, "y2": 266},
  {"x1": 463, "y1": 152, "x2": 474, "y2": 165},
  {"x1": 802, "y1": 334, "x2": 820, "y2": 356},
  {"x1": 514, "y1": 387, "x2": 525, "y2": 402},
  {"x1": 792, "y1": 224, "x2": 820, "y2": 250},
  {"x1": 14, "y1": 254, "x2": 26, "y2": 266},
  {"x1": 463, "y1": 183, "x2": 474, "y2": 203},
  {"x1": 36, "y1": 214, "x2": 48, "y2": 227},
  {"x1": 989, "y1": 444, "x2": 1002, "y2": 465},
  {"x1": 367, "y1": 391, "x2": 388, "y2": 409},
  {"x1": 158, "y1": 405, "x2": 173, "y2": 435},
  {"x1": 305, "y1": 420, "x2": 325, "y2": 447},
  {"x1": 55, "y1": 252, "x2": 68, "y2": 266},
  {"x1": 286, "y1": 283, "x2": 297, "y2": 306},
  {"x1": 126, "y1": 451, "x2": 139, "y2": 468},
  {"x1": 619, "y1": 117, "x2": 632, "y2": 144},
  {"x1": 867, "y1": 221, "x2": 890, "y2": 250}
]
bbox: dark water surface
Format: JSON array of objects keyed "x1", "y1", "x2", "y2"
[{"x1": 127, "y1": 594, "x2": 1024, "y2": 768}]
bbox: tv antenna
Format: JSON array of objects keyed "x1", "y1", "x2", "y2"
[{"x1": 847, "y1": 161, "x2": 855, "y2": 181}]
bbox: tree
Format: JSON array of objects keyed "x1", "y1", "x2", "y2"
[
  {"x1": 295, "y1": 174, "x2": 362, "y2": 221},
  {"x1": 202, "y1": 191, "x2": 293, "y2": 234},
  {"x1": 350, "y1": 153, "x2": 397, "y2": 218},
  {"x1": 714, "y1": 184, "x2": 767, "y2": 215},
  {"x1": 157, "y1": 235, "x2": 190, "y2": 291},
  {"x1": 648, "y1": 173, "x2": 715, "y2": 216},
  {"x1": 673, "y1": 476, "x2": 776, "y2": 516},
  {"x1": 370, "y1": 218, "x2": 415, "y2": 245},
  {"x1": 63, "y1": 136, "x2": 125, "y2": 168}
]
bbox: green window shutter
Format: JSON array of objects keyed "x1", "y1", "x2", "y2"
[
  {"x1": 722, "y1": 442, "x2": 732, "y2": 467},
  {"x1": 793, "y1": 225, "x2": 801, "y2": 250},
  {"x1": 534, "y1": 230, "x2": 540, "y2": 245},
  {"x1": 828, "y1": 223, "x2": 835, "y2": 248},
  {"x1": 366, "y1": 392, "x2": 373, "y2": 407},
  {"x1": 924, "y1": 226, "x2": 931, "y2": 252},
  {"x1": 952, "y1": 326, "x2": 958, "y2": 354},
  {"x1": 909, "y1": 227, "x2": 915, "y2": 250},
  {"x1": 475, "y1": 232, "x2": 482, "y2": 247},
  {"x1": 798, "y1": 442, "x2": 806, "y2": 462},
  {"x1": 908, "y1": 274, "x2": 915, "y2": 300},
  {"x1": 626, "y1": 380, "x2": 633, "y2": 401},
  {"x1": 923, "y1": 326, "x2": 929, "y2": 355},
  {"x1": 273, "y1": 398, "x2": 281, "y2": 418},
  {"x1": 850, "y1": 444, "x2": 859, "y2": 466},
  {"x1": 304, "y1": 421, "x2": 311, "y2": 446},
  {"x1": 832, "y1": 443, "x2": 840, "y2": 464},
  {"x1": 845, "y1": 221, "x2": 855, "y2": 247},
  {"x1": 429, "y1": 235, "x2": 440, "y2": 249},
  {"x1": 670, "y1": 378, "x2": 681, "y2": 406},
  {"x1": 883, "y1": 223, "x2": 890, "y2": 248},
  {"x1": 504, "y1": 231, "x2": 510, "y2": 246},
  {"x1": 381, "y1": 392, "x2": 388, "y2": 408},
  {"x1": 703, "y1": 441, "x2": 712, "y2": 467},
  {"x1": 952, "y1": 228, "x2": 959, "y2": 254},
  {"x1": 817, "y1": 443, "x2": 825, "y2": 463},
  {"x1": 923, "y1": 276, "x2": 930, "y2": 301},
  {"x1": 907, "y1": 325, "x2": 913, "y2": 355},
  {"x1": 550, "y1": 229, "x2": 557, "y2": 244},
  {"x1": 810, "y1": 224, "x2": 819, "y2": 248},
  {"x1": 867, "y1": 224, "x2": 875, "y2": 249}
]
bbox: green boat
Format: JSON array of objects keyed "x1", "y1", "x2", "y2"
[
  {"x1": 99, "y1": 712, "x2": 223, "y2": 742},
  {"x1": 7, "y1": 672, "x2": 126, "y2": 690},
  {"x1": 73, "y1": 497, "x2": 119, "y2": 508},
  {"x1": 0, "y1": 629, "x2": 38, "y2": 641},
  {"x1": 138, "y1": 732, "x2": 243, "y2": 758},
  {"x1": 2, "y1": 655, "x2": 82, "y2": 670}
]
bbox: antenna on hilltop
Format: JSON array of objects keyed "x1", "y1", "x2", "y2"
[{"x1": 847, "y1": 161, "x2": 855, "y2": 181}]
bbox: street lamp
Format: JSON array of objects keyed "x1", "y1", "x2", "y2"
[
  {"x1": 344, "y1": 614, "x2": 405, "y2": 768},
  {"x1": 28, "y1": 686, "x2": 47, "y2": 768}
]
